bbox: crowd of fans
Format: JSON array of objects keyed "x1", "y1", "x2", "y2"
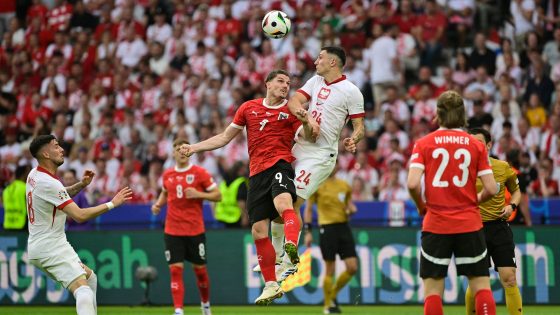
[{"x1": 0, "y1": 0, "x2": 559, "y2": 207}]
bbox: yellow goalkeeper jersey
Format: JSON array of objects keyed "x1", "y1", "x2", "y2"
[
  {"x1": 308, "y1": 177, "x2": 351, "y2": 225},
  {"x1": 476, "y1": 157, "x2": 520, "y2": 222}
]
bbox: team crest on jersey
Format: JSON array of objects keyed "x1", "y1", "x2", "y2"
[
  {"x1": 186, "y1": 174, "x2": 195, "y2": 184},
  {"x1": 278, "y1": 112, "x2": 289, "y2": 120},
  {"x1": 58, "y1": 190, "x2": 69, "y2": 200},
  {"x1": 318, "y1": 87, "x2": 331, "y2": 100}
]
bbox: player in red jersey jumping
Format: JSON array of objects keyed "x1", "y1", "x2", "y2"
[
  {"x1": 151, "y1": 138, "x2": 222, "y2": 315},
  {"x1": 407, "y1": 91, "x2": 499, "y2": 315},
  {"x1": 181, "y1": 70, "x2": 317, "y2": 305}
]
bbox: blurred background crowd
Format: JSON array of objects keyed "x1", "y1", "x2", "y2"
[{"x1": 0, "y1": 0, "x2": 559, "y2": 208}]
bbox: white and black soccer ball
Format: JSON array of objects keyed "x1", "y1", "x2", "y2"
[{"x1": 261, "y1": 10, "x2": 291, "y2": 39}]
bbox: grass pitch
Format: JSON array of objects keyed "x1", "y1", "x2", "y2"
[{"x1": 1, "y1": 305, "x2": 559, "y2": 315}]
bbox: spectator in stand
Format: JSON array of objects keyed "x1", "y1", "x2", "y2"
[
  {"x1": 377, "y1": 118, "x2": 409, "y2": 161},
  {"x1": 510, "y1": 0, "x2": 538, "y2": 49},
  {"x1": 379, "y1": 84, "x2": 410, "y2": 128},
  {"x1": 496, "y1": 38, "x2": 520, "y2": 75},
  {"x1": 525, "y1": 93, "x2": 547, "y2": 129},
  {"x1": 468, "y1": 99, "x2": 493, "y2": 129},
  {"x1": 146, "y1": 8, "x2": 172, "y2": 44},
  {"x1": 412, "y1": 82, "x2": 437, "y2": 125},
  {"x1": 446, "y1": 0, "x2": 475, "y2": 48},
  {"x1": 68, "y1": 0, "x2": 98, "y2": 34},
  {"x1": 346, "y1": 151, "x2": 379, "y2": 200},
  {"x1": 351, "y1": 176, "x2": 374, "y2": 201},
  {"x1": 367, "y1": 23, "x2": 399, "y2": 110},
  {"x1": 515, "y1": 117, "x2": 540, "y2": 157},
  {"x1": 452, "y1": 50, "x2": 474, "y2": 87},
  {"x1": 469, "y1": 32, "x2": 496, "y2": 76},
  {"x1": 543, "y1": 28, "x2": 560, "y2": 68},
  {"x1": 528, "y1": 158, "x2": 559, "y2": 197},
  {"x1": 540, "y1": 114, "x2": 560, "y2": 159},
  {"x1": 414, "y1": 0, "x2": 446, "y2": 70},
  {"x1": 524, "y1": 56, "x2": 554, "y2": 109},
  {"x1": 378, "y1": 168, "x2": 409, "y2": 202}
]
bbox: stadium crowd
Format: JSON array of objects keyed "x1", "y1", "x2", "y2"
[{"x1": 0, "y1": 0, "x2": 559, "y2": 206}]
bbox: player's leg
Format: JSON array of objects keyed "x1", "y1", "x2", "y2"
[
  {"x1": 31, "y1": 246, "x2": 94, "y2": 315},
  {"x1": 423, "y1": 278, "x2": 445, "y2": 315},
  {"x1": 270, "y1": 196, "x2": 304, "y2": 269},
  {"x1": 456, "y1": 230, "x2": 496, "y2": 315},
  {"x1": 270, "y1": 162, "x2": 301, "y2": 265},
  {"x1": 323, "y1": 260, "x2": 336, "y2": 313},
  {"x1": 82, "y1": 264, "x2": 97, "y2": 312},
  {"x1": 331, "y1": 224, "x2": 358, "y2": 299},
  {"x1": 68, "y1": 277, "x2": 96, "y2": 315},
  {"x1": 490, "y1": 222, "x2": 521, "y2": 315},
  {"x1": 185, "y1": 233, "x2": 211, "y2": 315},
  {"x1": 253, "y1": 218, "x2": 284, "y2": 305},
  {"x1": 164, "y1": 234, "x2": 187, "y2": 315},
  {"x1": 420, "y1": 232, "x2": 454, "y2": 315}
]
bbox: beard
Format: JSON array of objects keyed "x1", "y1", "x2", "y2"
[{"x1": 54, "y1": 157, "x2": 64, "y2": 166}]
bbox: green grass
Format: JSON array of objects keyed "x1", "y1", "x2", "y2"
[{"x1": 1, "y1": 305, "x2": 559, "y2": 315}]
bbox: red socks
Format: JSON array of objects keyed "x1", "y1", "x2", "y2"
[
  {"x1": 254, "y1": 237, "x2": 276, "y2": 282},
  {"x1": 170, "y1": 265, "x2": 184, "y2": 309},
  {"x1": 424, "y1": 294, "x2": 443, "y2": 315},
  {"x1": 194, "y1": 266, "x2": 210, "y2": 303},
  {"x1": 281, "y1": 209, "x2": 300, "y2": 246},
  {"x1": 475, "y1": 289, "x2": 496, "y2": 315}
]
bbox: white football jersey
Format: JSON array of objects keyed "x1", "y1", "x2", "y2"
[
  {"x1": 26, "y1": 167, "x2": 74, "y2": 259},
  {"x1": 294, "y1": 75, "x2": 365, "y2": 157}
]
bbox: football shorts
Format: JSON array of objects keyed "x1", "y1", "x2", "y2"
[
  {"x1": 164, "y1": 233, "x2": 207, "y2": 265},
  {"x1": 483, "y1": 220, "x2": 517, "y2": 271},
  {"x1": 319, "y1": 222, "x2": 357, "y2": 261},
  {"x1": 29, "y1": 243, "x2": 86, "y2": 288},
  {"x1": 292, "y1": 150, "x2": 336, "y2": 200}
]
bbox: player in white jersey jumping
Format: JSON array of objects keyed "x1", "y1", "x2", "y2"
[
  {"x1": 26, "y1": 135, "x2": 132, "y2": 315},
  {"x1": 256, "y1": 46, "x2": 365, "y2": 287}
]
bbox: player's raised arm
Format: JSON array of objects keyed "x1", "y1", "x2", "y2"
[
  {"x1": 61, "y1": 187, "x2": 133, "y2": 223},
  {"x1": 65, "y1": 170, "x2": 95, "y2": 197},
  {"x1": 287, "y1": 91, "x2": 310, "y2": 123},
  {"x1": 182, "y1": 125, "x2": 242, "y2": 157}
]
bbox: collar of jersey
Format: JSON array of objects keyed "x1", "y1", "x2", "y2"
[
  {"x1": 324, "y1": 75, "x2": 346, "y2": 86},
  {"x1": 37, "y1": 166, "x2": 58, "y2": 179},
  {"x1": 437, "y1": 127, "x2": 463, "y2": 131},
  {"x1": 262, "y1": 98, "x2": 287, "y2": 109},
  {"x1": 175, "y1": 164, "x2": 193, "y2": 172}
]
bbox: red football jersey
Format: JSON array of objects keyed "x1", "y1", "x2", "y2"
[
  {"x1": 162, "y1": 164, "x2": 216, "y2": 236},
  {"x1": 231, "y1": 98, "x2": 301, "y2": 176},
  {"x1": 409, "y1": 128, "x2": 492, "y2": 234}
]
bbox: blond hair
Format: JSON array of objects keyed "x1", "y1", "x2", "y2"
[{"x1": 436, "y1": 91, "x2": 467, "y2": 128}]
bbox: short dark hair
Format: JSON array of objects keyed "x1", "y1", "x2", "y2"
[
  {"x1": 15, "y1": 165, "x2": 30, "y2": 179},
  {"x1": 173, "y1": 138, "x2": 189, "y2": 148},
  {"x1": 322, "y1": 46, "x2": 346, "y2": 67},
  {"x1": 29, "y1": 135, "x2": 56, "y2": 158},
  {"x1": 468, "y1": 127, "x2": 492, "y2": 144},
  {"x1": 265, "y1": 69, "x2": 290, "y2": 83}
]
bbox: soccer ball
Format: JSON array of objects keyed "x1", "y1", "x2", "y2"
[{"x1": 262, "y1": 10, "x2": 291, "y2": 39}]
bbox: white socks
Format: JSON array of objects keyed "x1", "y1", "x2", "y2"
[
  {"x1": 87, "y1": 271, "x2": 98, "y2": 311},
  {"x1": 74, "y1": 285, "x2": 96, "y2": 315},
  {"x1": 270, "y1": 221, "x2": 285, "y2": 263}
]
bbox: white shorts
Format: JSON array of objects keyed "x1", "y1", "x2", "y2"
[
  {"x1": 29, "y1": 244, "x2": 86, "y2": 288},
  {"x1": 293, "y1": 152, "x2": 337, "y2": 200}
]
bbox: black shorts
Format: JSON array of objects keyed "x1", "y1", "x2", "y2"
[
  {"x1": 420, "y1": 229, "x2": 489, "y2": 279},
  {"x1": 164, "y1": 233, "x2": 207, "y2": 265},
  {"x1": 319, "y1": 223, "x2": 357, "y2": 261},
  {"x1": 483, "y1": 220, "x2": 517, "y2": 271},
  {"x1": 247, "y1": 160, "x2": 297, "y2": 225}
]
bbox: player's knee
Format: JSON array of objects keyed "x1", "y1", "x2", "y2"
[
  {"x1": 501, "y1": 272, "x2": 517, "y2": 288},
  {"x1": 346, "y1": 264, "x2": 358, "y2": 275},
  {"x1": 251, "y1": 222, "x2": 268, "y2": 239}
]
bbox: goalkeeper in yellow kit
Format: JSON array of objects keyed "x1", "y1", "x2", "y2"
[
  {"x1": 468, "y1": 128, "x2": 523, "y2": 315},
  {"x1": 303, "y1": 164, "x2": 357, "y2": 314}
]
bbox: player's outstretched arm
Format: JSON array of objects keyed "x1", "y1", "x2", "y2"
[
  {"x1": 61, "y1": 187, "x2": 133, "y2": 223},
  {"x1": 151, "y1": 189, "x2": 168, "y2": 215},
  {"x1": 300, "y1": 118, "x2": 319, "y2": 142},
  {"x1": 287, "y1": 91, "x2": 310, "y2": 123},
  {"x1": 407, "y1": 167, "x2": 426, "y2": 215},
  {"x1": 184, "y1": 186, "x2": 222, "y2": 202},
  {"x1": 343, "y1": 117, "x2": 365, "y2": 153},
  {"x1": 183, "y1": 125, "x2": 241, "y2": 157},
  {"x1": 65, "y1": 170, "x2": 95, "y2": 197}
]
